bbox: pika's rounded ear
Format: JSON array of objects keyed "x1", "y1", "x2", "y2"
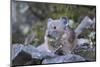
[
  {"x1": 60, "y1": 16, "x2": 69, "y2": 25},
  {"x1": 48, "y1": 18, "x2": 53, "y2": 22},
  {"x1": 47, "y1": 18, "x2": 52, "y2": 27}
]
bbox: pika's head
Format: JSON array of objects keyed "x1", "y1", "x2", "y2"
[{"x1": 46, "y1": 17, "x2": 69, "y2": 40}]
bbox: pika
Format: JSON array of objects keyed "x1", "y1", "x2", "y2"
[{"x1": 37, "y1": 17, "x2": 77, "y2": 55}]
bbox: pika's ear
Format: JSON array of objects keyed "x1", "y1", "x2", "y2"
[
  {"x1": 60, "y1": 16, "x2": 69, "y2": 25},
  {"x1": 47, "y1": 18, "x2": 52, "y2": 27},
  {"x1": 48, "y1": 18, "x2": 53, "y2": 22}
]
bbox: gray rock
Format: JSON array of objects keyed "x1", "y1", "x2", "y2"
[
  {"x1": 12, "y1": 50, "x2": 32, "y2": 66},
  {"x1": 11, "y1": 44, "x2": 85, "y2": 66},
  {"x1": 11, "y1": 44, "x2": 24, "y2": 60},
  {"x1": 11, "y1": 44, "x2": 43, "y2": 66},
  {"x1": 22, "y1": 45, "x2": 42, "y2": 59},
  {"x1": 11, "y1": 44, "x2": 56, "y2": 60},
  {"x1": 42, "y1": 54, "x2": 85, "y2": 64}
]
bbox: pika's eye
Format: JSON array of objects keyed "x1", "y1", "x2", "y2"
[{"x1": 54, "y1": 26, "x2": 56, "y2": 29}]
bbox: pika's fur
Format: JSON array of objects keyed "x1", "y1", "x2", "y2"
[{"x1": 37, "y1": 17, "x2": 77, "y2": 54}]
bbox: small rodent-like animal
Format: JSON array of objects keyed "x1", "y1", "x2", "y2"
[{"x1": 37, "y1": 17, "x2": 77, "y2": 55}]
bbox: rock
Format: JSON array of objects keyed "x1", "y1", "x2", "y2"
[
  {"x1": 76, "y1": 38, "x2": 90, "y2": 49},
  {"x1": 11, "y1": 44, "x2": 24, "y2": 60},
  {"x1": 77, "y1": 38, "x2": 89, "y2": 46},
  {"x1": 12, "y1": 50, "x2": 32, "y2": 66},
  {"x1": 36, "y1": 45, "x2": 57, "y2": 58},
  {"x1": 11, "y1": 44, "x2": 85, "y2": 66},
  {"x1": 11, "y1": 44, "x2": 57, "y2": 66},
  {"x1": 22, "y1": 45, "x2": 42, "y2": 59},
  {"x1": 11, "y1": 44, "x2": 42, "y2": 60},
  {"x1": 11, "y1": 44, "x2": 42, "y2": 66},
  {"x1": 42, "y1": 54, "x2": 85, "y2": 64},
  {"x1": 75, "y1": 16, "x2": 94, "y2": 37}
]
